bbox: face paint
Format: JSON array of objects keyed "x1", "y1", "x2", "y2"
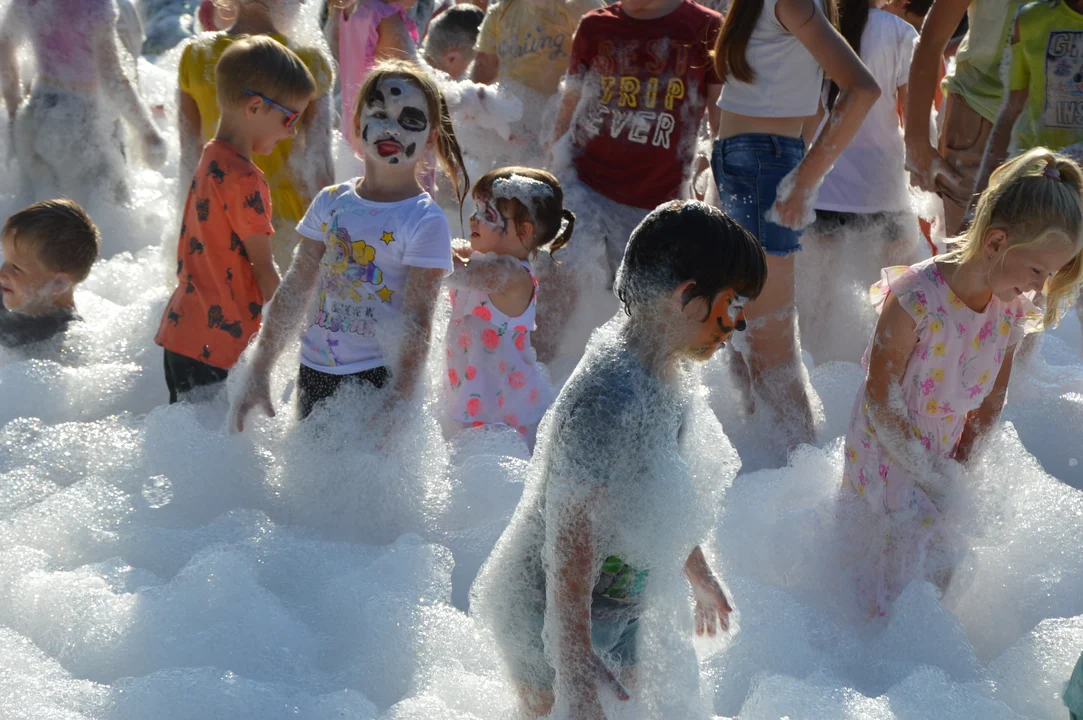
[
  {"x1": 359, "y1": 78, "x2": 430, "y2": 167},
  {"x1": 727, "y1": 295, "x2": 749, "y2": 333},
  {"x1": 470, "y1": 199, "x2": 508, "y2": 234}
]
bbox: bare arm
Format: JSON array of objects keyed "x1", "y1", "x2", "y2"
[
  {"x1": 95, "y1": 20, "x2": 165, "y2": 167},
  {"x1": 775, "y1": 0, "x2": 880, "y2": 219},
  {"x1": 389, "y1": 266, "x2": 443, "y2": 401},
  {"x1": 471, "y1": 51, "x2": 500, "y2": 84},
  {"x1": 326, "y1": 2, "x2": 341, "y2": 66},
  {"x1": 684, "y1": 545, "x2": 732, "y2": 636},
  {"x1": 903, "y1": 0, "x2": 970, "y2": 192},
  {"x1": 374, "y1": 11, "x2": 418, "y2": 63},
  {"x1": 0, "y1": 2, "x2": 20, "y2": 122},
  {"x1": 705, "y1": 83, "x2": 722, "y2": 137},
  {"x1": 551, "y1": 83, "x2": 582, "y2": 147},
  {"x1": 968, "y1": 89, "x2": 1026, "y2": 214},
  {"x1": 242, "y1": 233, "x2": 281, "y2": 303},
  {"x1": 954, "y1": 343, "x2": 1016, "y2": 465},
  {"x1": 297, "y1": 93, "x2": 335, "y2": 202}
]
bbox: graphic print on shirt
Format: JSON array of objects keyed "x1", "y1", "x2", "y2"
[{"x1": 1045, "y1": 31, "x2": 1083, "y2": 129}]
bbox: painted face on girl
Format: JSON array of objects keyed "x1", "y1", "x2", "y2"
[
  {"x1": 468, "y1": 196, "x2": 514, "y2": 254},
  {"x1": 359, "y1": 78, "x2": 430, "y2": 167}
]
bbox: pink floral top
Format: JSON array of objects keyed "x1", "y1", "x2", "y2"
[
  {"x1": 844, "y1": 257, "x2": 1041, "y2": 507},
  {"x1": 445, "y1": 260, "x2": 554, "y2": 434}
]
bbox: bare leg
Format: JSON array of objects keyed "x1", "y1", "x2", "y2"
[
  {"x1": 516, "y1": 684, "x2": 554, "y2": 720},
  {"x1": 727, "y1": 346, "x2": 755, "y2": 416}
]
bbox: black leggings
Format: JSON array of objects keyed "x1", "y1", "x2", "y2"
[
  {"x1": 297, "y1": 364, "x2": 390, "y2": 419},
  {"x1": 164, "y1": 349, "x2": 229, "y2": 404}
]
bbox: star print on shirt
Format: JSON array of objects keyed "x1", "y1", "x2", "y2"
[
  {"x1": 377, "y1": 286, "x2": 394, "y2": 303},
  {"x1": 380, "y1": 231, "x2": 395, "y2": 245}
]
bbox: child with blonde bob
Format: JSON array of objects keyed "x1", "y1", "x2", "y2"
[
  {"x1": 841, "y1": 147, "x2": 1083, "y2": 620},
  {"x1": 444, "y1": 167, "x2": 574, "y2": 446}
]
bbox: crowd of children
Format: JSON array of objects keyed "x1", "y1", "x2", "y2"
[{"x1": 5, "y1": 0, "x2": 1083, "y2": 716}]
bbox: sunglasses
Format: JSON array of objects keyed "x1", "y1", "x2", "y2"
[{"x1": 242, "y1": 88, "x2": 302, "y2": 128}]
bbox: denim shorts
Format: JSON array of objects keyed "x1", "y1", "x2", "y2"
[{"x1": 711, "y1": 134, "x2": 806, "y2": 256}]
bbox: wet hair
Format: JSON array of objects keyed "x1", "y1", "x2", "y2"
[
  {"x1": 950, "y1": 147, "x2": 1083, "y2": 328},
  {"x1": 215, "y1": 35, "x2": 317, "y2": 113},
  {"x1": 472, "y1": 167, "x2": 575, "y2": 256},
  {"x1": 424, "y1": 4, "x2": 484, "y2": 60},
  {"x1": 616, "y1": 200, "x2": 767, "y2": 318},
  {"x1": 2, "y1": 199, "x2": 100, "y2": 283},
  {"x1": 353, "y1": 60, "x2": 471, "y2": 210},
  {"x1": 713, "y1": 0, "x2": 838, "y2": 84}
]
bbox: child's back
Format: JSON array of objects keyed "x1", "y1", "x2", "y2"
[{"x1": 9, "y1": 0, "x2": 115, "y2": 86}]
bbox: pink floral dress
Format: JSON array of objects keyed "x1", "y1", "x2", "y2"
[
  {"x1": 842, "y1": 257, "x2": 1040, "y2": 618},
  {"x1": 445, "y1": 260, "x2": 555, "y2": 437}
]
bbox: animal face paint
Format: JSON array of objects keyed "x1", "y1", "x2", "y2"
[
  {"x1": 359, "y1": 78, "x2": 430, "y2": 167},
  {"x1": 727, "y1": 295, "x2": 749, "y2": 333}
]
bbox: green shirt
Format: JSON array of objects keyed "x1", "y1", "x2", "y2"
[{"x1": 944, "y1": 0, "x2": 1028, "y2": 122}]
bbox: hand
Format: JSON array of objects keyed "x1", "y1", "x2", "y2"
[
  {"x1": 691, "y1": 572, "x2": 732, "y2": 637},
  {"x1": 769, "y1": 170, "x2": 818, "y2": 231},
  {"x1": 906, "y1": 140, "x2": 965, "y2": 200},
  {"x1": 916, "y1": 456, "x2": 964, "y2": 510},
  {"x1": 230, "y1": 368, "x2": 275, "y2": 433},
  {"x1": 143, "y1": 129, "x2": 167, "y2": 170},
  {"x1": 565, "y1": 649, "x2": 630, "y2": 718}
]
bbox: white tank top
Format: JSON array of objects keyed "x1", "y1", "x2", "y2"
[
  {"x1": 717, "y1": 0, "x2": 825, "y2": 118},
  {"x1": 445, "y1": 260, "x2": 554, "y2": 432}
]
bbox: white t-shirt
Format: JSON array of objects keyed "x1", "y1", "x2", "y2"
[
  {"x1": 297, "y1": 182, "x2": 453, "y2": 375},
  {"x1": 815, "y1": 10, "x2": 917, "y2": 214}
]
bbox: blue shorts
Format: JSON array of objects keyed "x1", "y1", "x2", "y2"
[{"x1": 711, "y1": 134, "x2": 806, "y2": 256}]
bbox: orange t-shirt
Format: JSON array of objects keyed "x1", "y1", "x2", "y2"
[{"x1": 156, "y1": 140, "x2": 275, "y2": 369}]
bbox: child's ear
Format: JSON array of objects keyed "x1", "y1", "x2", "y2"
[
  {"x1": 445, "y1": 49, "x2": 462, "y2": 68},
  {"x1": 516, "y1": 219, "x2": 535, "y2": 244},
  {"x1": 984, "y1": 228, "x2": 1008, "y2": 257},
  {"x1": 48, "y1": 273, "x2": 73, "y2": 296},
  {"x1": 672, "y1": 279, "x2": 696, "y2": 311},
  {"x1": 245, "y1": 95, "x2": 264, "y2": 119}
]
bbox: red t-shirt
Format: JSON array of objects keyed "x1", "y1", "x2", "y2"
[
  {"x1": 156, "y1": 140, "x2": 275, "y2": 369},
  {"x1": 567, "y1": 0, "x2": 722, "y2": 209}
]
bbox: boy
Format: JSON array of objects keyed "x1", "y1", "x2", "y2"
[
  {"x1": 422, "y1": 3, "x2": 483, "y2": 79},
  {"x1": 0, "y1": 199, "x2": 100, "y2": 349},
  {"x1": 472, "y1": 201, "x2": 766, "y2": 719},
  {"x1": 155, "y1": 36, "x2": 316, "y2": 403}
]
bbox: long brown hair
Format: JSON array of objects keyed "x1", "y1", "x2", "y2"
[
  {"x1": 713, "y1": 0, "x2": 839, "y2": 84},
  {"x1": 826, "y1": 0, "x2": 868, "y2": 110},
  {"x1": 353, "y1": 60, "x2": 470, "y2": 210}
]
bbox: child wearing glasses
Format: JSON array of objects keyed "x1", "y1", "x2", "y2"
[
  {"x1": 443, "y1": 167, "x2": 574, "y2": 448},
  {"x1": 177, "y1": 0, "x2": 334, "y2": 270},
  {"x1": 156, "y1": 36, "x2": 316, "y2": 403}
]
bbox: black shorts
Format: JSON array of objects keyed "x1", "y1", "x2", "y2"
[
  {"x1": 163, "y1": 349, "x2": 229, "y2": 404},
  {"x1": 297, "y1": 364, "x2": 391, "y2": 419}
]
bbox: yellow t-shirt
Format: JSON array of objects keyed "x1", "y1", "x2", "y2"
[
  {"x1": 178, "y1": 32, "x2": 334, "y2": 224},
  {"x1": 476, "y1": 0, "x2": 604, "y2": 95},
  {"x1": 1007, "y1": 0, "x2": 1083, "y2": 154},
  {"x1": 944, "y1": 0, "x2": 1027, "y2": 122}
]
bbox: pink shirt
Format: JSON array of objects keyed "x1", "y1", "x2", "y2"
[
  {"x1": 12, "y1": 0, "x2": 117, "y2": 87},
  {"x1": 339, "y1": 0, "x2": 418, "y2": 151}
]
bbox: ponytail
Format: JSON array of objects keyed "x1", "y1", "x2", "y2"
[{"x1": 548, "y1": 209, "x2": 576, "y2": 257}]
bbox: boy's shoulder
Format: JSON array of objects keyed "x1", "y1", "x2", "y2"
[
  {"x1": 0, "y1": 303, "x2": 78, "y2": 350},
  {"x1": 198, "y1": 141, "x2": 263, "y2": 186}
]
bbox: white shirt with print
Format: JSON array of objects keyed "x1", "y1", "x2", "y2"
[{"x1": 297, "y1": 181, "x2": 452, "y2": 374}]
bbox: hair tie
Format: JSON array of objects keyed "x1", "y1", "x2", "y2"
[{"x1": 1044, "y1": 165, "x2": 1061, "y2": 180}]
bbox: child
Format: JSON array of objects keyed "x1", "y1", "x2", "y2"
[
  {"x1": 157, "y1": 36, "x2": 317, "y2": 404},
  {"x1": 230, "y1": 60, "x2": 469, "y2": 428},
  {"x1": 422, "y1": 3, "x2": 483, "y2": 79},
  {"x1": 472, "y1": 200, "x2": 765, "y2": 719},
  {"x1": 179, "y1": 0, "x2": 335, "y2": 270},
  {"x1": 327, "y1": 0, "x2": 421, "y2": 154},
  {"x1": 841, "y1": 149, "x2": 1083, "y2": 619},
  {"x1": 0, "y1": 199, "x2": 100, "y2": 349},
  {"x1": 971, "y1": 0, "x2": 1083, "y2": 200},
  {"x1": 709, "y1": 0, "x2": 879, "y2": 452},
  {"x1": 444, "y1": 167, "x2": 574, "y2": 445},
  {"x1": 0, "y1": 0, "x2": 165, "y2": 206}
]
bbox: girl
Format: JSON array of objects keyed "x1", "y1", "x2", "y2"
[
  {"x1": 231, "y1": 60, "x2": 469, "y2": 429},
  {"x1": 710, "y1": 0, "x2": 880, "y2": 453},
  {"x1": 841, "y1": 149, "x2": 1083, "y2": 619},
  {"x1": 444, "y1": 167, "x2": 574, "y2": 446},
  {"x1": 0, "y1": 0, "x2": 165, "y2": 206},
  {"x1": 179, "y1": 0, "x2": 335, "y2": 270},
  {"x1": 326, "y1": 0, "x2": 420, "y2": 154},
  {"x1": 799, "y1": 0, "x2": 924, "y2": 363}
]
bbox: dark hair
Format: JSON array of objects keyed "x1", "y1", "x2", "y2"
[
  {"x1": 472, "y1": 167, "x2": 575, "y2": 256},
  {"x1": 713, "y1": 0, "x2": 838, "y2": 84},
  {"x1": 425, "y1": 4, "x2": 484, "y2": 56},
  {"x1": 354, "y1": 60, "x2": 470, "y2": 212},
  {"x1": 3, "y1": 199, "x2": 100, "y2": 283},
  {"x1": 615, "y1": 201, "x2": 767, "y2": 317},
  {"x1": 826, "y1": 0, "x2": 869, "y2": 110}
]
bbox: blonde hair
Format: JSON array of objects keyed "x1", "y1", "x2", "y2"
[
  {"x1": 950, "y1": 147, "x2": 1083, "y2": 328},
  {"x1": 215, "y1": 35, "x2": 316, "y2": 113},
  {"x1": 2, "y1": 199, "x2": 100, "y2": 283},
  {"x1": 353, "y1": 60, "x2": 470, "y2": 210}
]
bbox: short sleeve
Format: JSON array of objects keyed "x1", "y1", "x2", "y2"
[
  {"x1": 224, "y1": 174, "x2": 275, "y2": 239},
  {"x1": 296, "y1": 186, "x2": 336, "y2": 241},
  {"x1": 1006, "y1": 294, "x2": 1042, "y2": 346},
  {"x1": 896, "y1": 22, "x2": 918, "y2": 90},
  {"x1": 476, "y1": 5, "x2": 501, "y2": 55},
  {"x1": 402, "y1": 209, "x2": 453, "y2": 271},
  {"x1": 870, "y1": 265, "x2": 932, "y2": 334},
  {"x1": 568, "y1": 15, "x2": 595, "y2": 75}
]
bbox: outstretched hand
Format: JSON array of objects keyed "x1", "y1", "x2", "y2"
[
  {"x1": 229, "y1": 370, "x2": 275, "y2": 434},
  {"x1": 691, "y1": 571, "x2": 732, "y2": 637}
]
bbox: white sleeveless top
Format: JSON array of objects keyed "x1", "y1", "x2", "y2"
[
  {"x1": 445, "y1": 260, "x2": 554, "y2": 433},
  {"x1": 717, "y1": 0, "x2": 824, "y2": 118}
]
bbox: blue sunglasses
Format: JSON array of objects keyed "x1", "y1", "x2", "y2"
[{"x1": 242, "y1": 88, "x2": 302, "y2": 128}]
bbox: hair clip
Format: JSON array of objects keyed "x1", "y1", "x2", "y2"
[{"x1": 1044, "y1": 165, "x2": 1061, "y2": 180}]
